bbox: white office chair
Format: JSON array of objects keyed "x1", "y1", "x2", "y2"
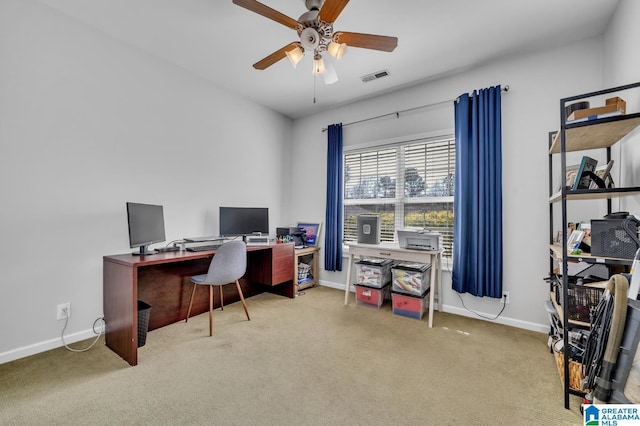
[{"x1": 185, "y1": 240, "x2": 250, "y2": 336}]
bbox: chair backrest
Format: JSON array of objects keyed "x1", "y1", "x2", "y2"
[{"x1": 203, "y1": 240, "x2": 247, "y2": 285}]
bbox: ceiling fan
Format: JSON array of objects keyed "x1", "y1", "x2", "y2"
[{"x1": 232, "y1": 0, "x2": 398, "y2": 85}]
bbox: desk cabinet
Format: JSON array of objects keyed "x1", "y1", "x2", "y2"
[
  {"x1": 294, "y1": 246, "x2": 320, "y2": 293},
  {"x1": 246, "y1": 243, "x2": 294, "y2": 287}
]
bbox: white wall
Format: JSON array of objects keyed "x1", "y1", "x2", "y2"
[
  {"x1": 0, "y1": 0, "x2": 293, "y2": 363},
  {"x1": 291, "y1": 37, "x2": 608, "y2": 332},
  {"x1": 603, "y1": 0, "x2": 640, "y2": 215}
]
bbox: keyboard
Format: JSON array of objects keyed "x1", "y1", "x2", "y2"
[{"x1": 186, "y1": 244, "x2": 222, "y2": 252}]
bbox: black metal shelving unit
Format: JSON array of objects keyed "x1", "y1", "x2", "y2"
[{"x1": 548, "y1": 81, "x2": 640, "y2": 409}]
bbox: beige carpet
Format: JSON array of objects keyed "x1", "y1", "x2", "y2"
[{"x1": 0, "y1": 286, "x2": 582, "y2": 425}]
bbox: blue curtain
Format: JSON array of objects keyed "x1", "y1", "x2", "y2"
[
  {"x1": 324, "y1": 123, "x2": 343, "y2": 271},
  {"x1": 452, "y1": 86, "x2": 503, "y2": 298}
]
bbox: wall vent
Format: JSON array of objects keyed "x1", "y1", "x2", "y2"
[{"x1": 361, "y1": 69, "x2": 390, "y2": 83}]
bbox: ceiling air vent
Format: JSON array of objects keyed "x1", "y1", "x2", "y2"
[{"x1": 361, "y1": 69, "x2": 390, "y2": 83}]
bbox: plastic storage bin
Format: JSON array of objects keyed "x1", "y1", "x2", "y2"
[
  {"x1": 355, "y1": 258, "x2": 393, "y2": 288},
  {"x1": 392, "y1": 262, "x2": 431, "y2": 296},
  {"x1": 391, "y1": 289, "x2": 428, "y2": 320},
  {"x1": 355, "y1": 283, "x2": 391, "y2": 308}
]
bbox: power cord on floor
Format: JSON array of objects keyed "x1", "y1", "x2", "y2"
[
  {"x1": 455, "y1": 291, "x2": 507, "y2": 320},
  {"x1": 445, "y1": 256, "x2": 507, "y2": 321},
  {"x1": 61, "y1": 316, "x2": 106, "y2": 353}
]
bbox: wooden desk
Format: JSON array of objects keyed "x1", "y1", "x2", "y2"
[
  {"x1": 344, "y1": 243, "x2": 443, "y2": 328},
  {"x1": 103, "y1": 242, "x2": 294, "y2": 366}
]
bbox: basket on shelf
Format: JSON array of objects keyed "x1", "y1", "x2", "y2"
[
  {"x1": 554, "y1": 277, "x2": 605, "y2": 322},
  {"x1": 552, "y1": 340, "x2": 587, "y2": 393},
  {"x1": 298, "y1": 262, "x2": 312, "y2": 282}
]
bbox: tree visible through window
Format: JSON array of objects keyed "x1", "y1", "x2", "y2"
[{"x1": 343, "y1": 136, "x2": 455, "y2": 256}]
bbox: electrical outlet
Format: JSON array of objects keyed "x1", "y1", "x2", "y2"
[
  {"x1": 57, "y1": 303, "x2": 71, "y2": 320},
  {"x1": 502, "y1": 291, "x2": 510, "y2": 304}
]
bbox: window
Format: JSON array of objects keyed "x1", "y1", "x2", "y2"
[{"x1": 343, "y1": 136, "x2": 455, "y2": 256}]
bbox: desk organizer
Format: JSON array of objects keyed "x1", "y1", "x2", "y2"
[
  {"x1": 392, "y1": 262, "x2": 431, "y2": 296},
  {"x1": 355, "y1": 283, "x2": 391, "y2": 308},
  {"x1": 355, "y1": 258, "x2": 393, "y2": 288},
  {"x1": 392, "y1": 289, "x2": 429, "y2": 320}
]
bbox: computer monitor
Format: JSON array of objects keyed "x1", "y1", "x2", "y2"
[
  {"x1": 219, "y1": 207, "x2": 269, "y2": 239},
  {"x1": 126, "y1": 202, "x2": 166, "y2": 255}
]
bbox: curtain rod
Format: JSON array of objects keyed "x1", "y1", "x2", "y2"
[{"x1": 321, "y1": 85, "x2": 509, "y2": 132}]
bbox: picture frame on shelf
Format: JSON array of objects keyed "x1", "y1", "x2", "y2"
[
  {"x1": 296, "y1": 222, "x2": 321, "y2": 246},
  {"x1": 567, "y1": 230, "x2": 585, "y2": 251},
  {"x1": 579, "y1": 222, "x2": 592, "y2": 246},
  {"x1": 589, "y1": 160, "x2": 615, "y2": 189},
  {"x1": 565, "y1": 164, "x2": 580, "y2": 189}
]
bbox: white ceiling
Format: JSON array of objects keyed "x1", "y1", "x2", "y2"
[{"x1": 38, "y1": 0, "x2": 620, "y2": 119}]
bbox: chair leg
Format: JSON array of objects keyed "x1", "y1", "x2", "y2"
[
  {"x1": 219, "y1": 286, "x2": 224, "y2": 311},
  {"x1": 209, "y1": 285, "x2": 213, "y2": 336},
  {"x1": 235, "y1": 279, "x2": 250, "y2": 321},
  {"x1": 186, "y1": 282, "x2": 198, "y2": 322}
]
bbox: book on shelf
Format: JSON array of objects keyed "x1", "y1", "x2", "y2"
[{"x1": 572, "y1": 156, "x2": 598, "y2": 190}]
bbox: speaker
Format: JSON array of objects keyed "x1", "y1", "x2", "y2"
[{"x1": 357, "y1": 214, "x2": 381, "y2": 244}]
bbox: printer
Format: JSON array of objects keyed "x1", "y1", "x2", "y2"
[{"x1": 397, "y1": 229, "x2": 441, "y2": 251}]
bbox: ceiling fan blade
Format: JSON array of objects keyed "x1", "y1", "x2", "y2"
[
  {"x1": 232, "y1": 0, "x2": 299, "y2": 29},
  {"x1": 253, "y1": 42, "x2": 300, "y2": 70},
  {"x1": 334, "y1": 31, "x2": 398, "y2": 52},
  {"x1": 318, "y1": 0, "x2": 350, "y2": 23}
]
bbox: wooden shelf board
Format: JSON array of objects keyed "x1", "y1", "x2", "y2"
[
  {"x1": 549, "y1": 244, "x2": 633, "y2": 265},
  {"x1": 550, "y1": 114, "x2": 640, "y2": 153},
  {"x1": 549, "y1": 187, "x2": 640, "y2": 203}
]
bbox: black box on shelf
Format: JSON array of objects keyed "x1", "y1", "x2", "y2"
[{"x1": 591, "y1": 218, "x2": 639, "y2": 259}]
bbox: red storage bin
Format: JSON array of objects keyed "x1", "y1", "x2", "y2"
[
  {"x1": 355, "y1": 283, "x2": 390, "y2": 308},
  {"x1": 391, "y1": 290, "x2": 429, "y2": 319}
]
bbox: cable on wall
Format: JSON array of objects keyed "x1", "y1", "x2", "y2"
[
  {"x1": 321, "y1": 84, "x2": 509, "y2": 132},
  {"x1": 444, "y1": 256, "x2": 507, "y2": 321}
]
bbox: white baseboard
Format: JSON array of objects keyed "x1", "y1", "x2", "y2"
[
  {"x1": 441, "y1": 305, "x2": 548, "y2": 333},
  {"x1": 319, "y1": 280, "x2": 344, "y2": 291},
  {"x1": 318, "y1": 281, "x2": 548, "y2": 334},
  {"x1": 3, "y1": 283, "x2": 547, "y2": 365},
  {"x1": 0, "y1": 327, "x2": 103, "y2": 365}
]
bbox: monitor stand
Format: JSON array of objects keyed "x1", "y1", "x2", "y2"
[{"x1": 133, "y1": 245, "x2": 157, "y2": 256}]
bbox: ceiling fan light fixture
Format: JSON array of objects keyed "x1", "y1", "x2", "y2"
[
  {"x1": 285, "y1": 45, "x2": 304, "y2": 67},
  {"x1": 312, "y1": 54, "x2": 325, "y2": 75},
  {"x1": 322, "y1": 57, "x2": 339, "y2": 85},
  {"x1": 327, "y1": 41, "x2": 347, "y2": 59},
  {"x1": 300, "y1": 27, "x2": 320, "y2": 51}
]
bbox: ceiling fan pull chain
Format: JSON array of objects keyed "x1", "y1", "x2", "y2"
[{"x1": 313, "y1": 73, "x2": 317, "y2": 104}]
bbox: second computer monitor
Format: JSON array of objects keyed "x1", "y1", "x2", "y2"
[{"x1": 219, "y1": 207, "x2": 269, "y2": 237}]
